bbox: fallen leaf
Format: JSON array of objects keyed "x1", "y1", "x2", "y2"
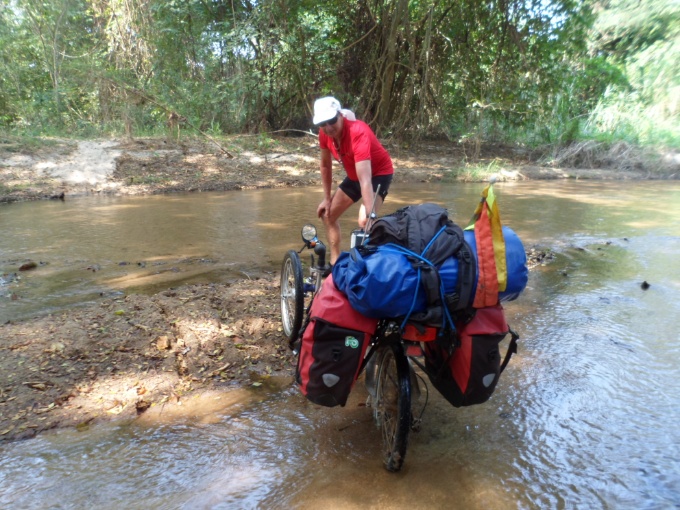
[{"x1": 23, "y1": 382, "x2": 51, "y2": 391}]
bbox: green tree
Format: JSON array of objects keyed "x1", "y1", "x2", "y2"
[
  {"x1": 1, "y1": 0, "x2": 675, "y2": 148},
  {"x1": 585, "y1": 0, "x2": 680, "y2": 146}
]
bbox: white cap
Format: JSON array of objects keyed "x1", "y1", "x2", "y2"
[{"x1": 313, "y1": 96, "x2": 341, "y2": 125}]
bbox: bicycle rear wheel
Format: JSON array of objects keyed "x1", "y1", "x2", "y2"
[
  {"x1": 280, "y1": 250, "x2": 303, "y2": 342},
  {"x1": 374, "y1": 341, "x2": 411, "y2": 472}
]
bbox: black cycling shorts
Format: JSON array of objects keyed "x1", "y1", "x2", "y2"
[{"x1": 339, "y1": 174, "x2": 393, "y2": 203}]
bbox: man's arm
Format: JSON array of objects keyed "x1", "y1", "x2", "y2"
[
  {"x1": 356, "y1": 160, "x2": 374, "y2": 227},
  {"x1": 317, "y1": 148, "x2": 334, "y2": 219},
  {"x1": 320, "y1": 148, "x2": 333, "y2": 200}
]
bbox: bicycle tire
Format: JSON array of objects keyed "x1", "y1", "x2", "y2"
[
  {"x1": 374, "y1": 340, "x2": 412, "y2": 472},
  {"x1": 280, "y1": 250, "x2": 304, "y2": 342}
]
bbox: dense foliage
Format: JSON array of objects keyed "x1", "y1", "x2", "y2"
[{"x1": 0, "y1": 0, "x2": 677, "y2": 147}]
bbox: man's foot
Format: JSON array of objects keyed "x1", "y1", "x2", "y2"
[{"x1": 322, "y1": 264, "x2": 334, "y2": 278}]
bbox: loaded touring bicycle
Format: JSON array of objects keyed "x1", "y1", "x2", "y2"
[{"x1": 280, "y1": 183, "x2": 527, "y2": 472}]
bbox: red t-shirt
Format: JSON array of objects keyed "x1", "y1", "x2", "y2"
[{"x1": 319, "y1": 119, "x2": 393, "y2": 181}]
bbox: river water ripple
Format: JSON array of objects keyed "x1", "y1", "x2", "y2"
[{"x1": 1, "y1": 181, "x2": 679, "y2": 508}]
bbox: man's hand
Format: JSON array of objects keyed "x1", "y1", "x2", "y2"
[
  {"x1": 317, "y1": 198, "x2": 331, "y2": 219},
  {"x1": 359, "y1": 210, "x2": 377, "y2": 229}
]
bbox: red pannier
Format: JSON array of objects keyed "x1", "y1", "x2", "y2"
[
  {"x1": 296, "y1": 275, "x2": 378, "y2": 407},
  {"x1": 423, "y1": 304, "x2": 517, "y2": 407}
]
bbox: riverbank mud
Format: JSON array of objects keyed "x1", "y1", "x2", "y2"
[{"x1": 2, "y1": 136, "x2": 675, "y2": 204}]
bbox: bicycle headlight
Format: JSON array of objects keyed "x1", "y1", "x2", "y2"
[{"x1": 301, "y1": 224, "x2": 317, "y2": 242}]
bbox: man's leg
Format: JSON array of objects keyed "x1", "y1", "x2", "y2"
[{"x1": 324, "y1": 189, "x2": 354, "y2": 264}]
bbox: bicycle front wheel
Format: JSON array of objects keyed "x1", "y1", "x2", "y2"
[
  {"x1": 374, "y1": 341, "x2": 412, "y2": 472},
  {"x1": 280, "y1": 250, "x2": 303, "y2": 342}
]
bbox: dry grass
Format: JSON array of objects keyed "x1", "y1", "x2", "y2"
[{"x1": 546, "y1": 141, "x2": 678, "y2": 176}]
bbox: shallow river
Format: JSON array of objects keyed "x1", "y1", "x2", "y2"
[{"x1": 1, "y1": 181, "x2": 679, "y2": 509}]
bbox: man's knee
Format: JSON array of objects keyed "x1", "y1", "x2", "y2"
[
  {"x1": 327, "y1": 210, "x2": 345, "y2": 224},
  {"x1": 322, "y1": 212, "x2": 341, "y2": 229}
]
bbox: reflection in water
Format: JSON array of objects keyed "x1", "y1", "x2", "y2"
[{"x1": 1, "y1": 181, "x2": 680, "y2": 508}]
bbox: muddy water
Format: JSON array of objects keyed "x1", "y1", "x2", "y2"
[
  {"x1": 1, "y1": 181, "x2": 680, "y2": 508},
  {"x1": 3, "y1": 184, "x2": 485, "y2": 323},
  {"x1": 0, "y1": 181, "x2": 608, "y2": 322}
]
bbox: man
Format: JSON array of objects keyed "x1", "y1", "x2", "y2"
[{"x1": 313, "y1": 96, "x2": 394, "y2": 264}]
